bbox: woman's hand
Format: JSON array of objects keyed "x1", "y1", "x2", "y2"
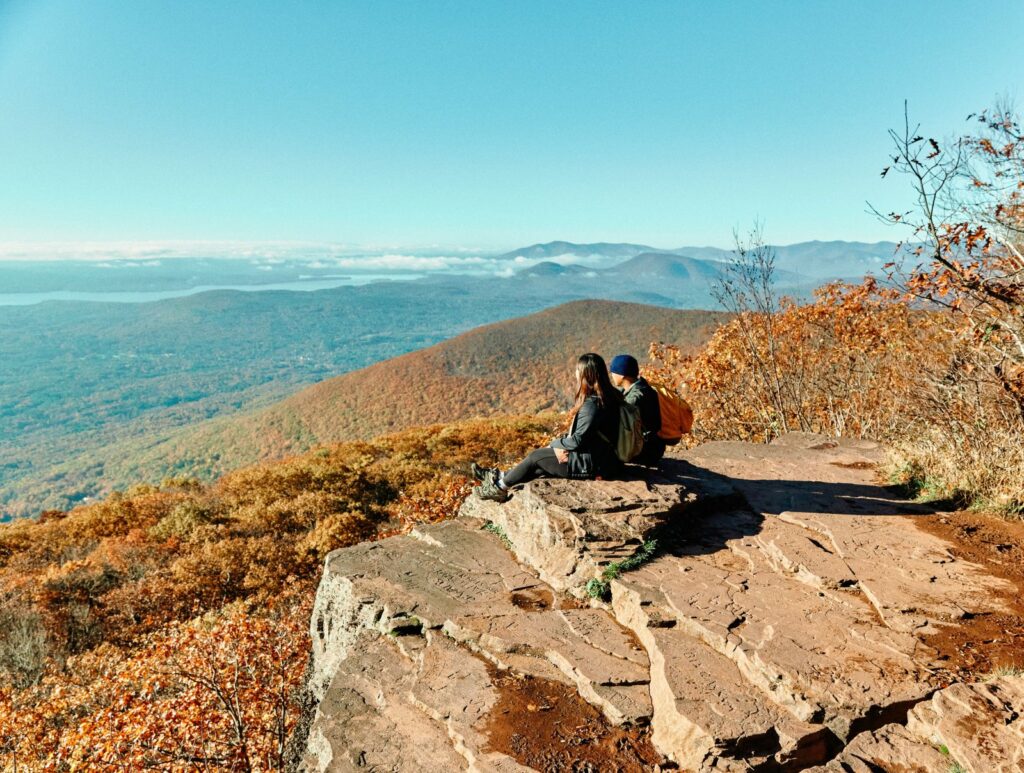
[{"x1": 554, "y1": 448, "x2": 569, "y2": 464}]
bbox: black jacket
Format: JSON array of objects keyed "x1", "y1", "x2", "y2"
[{"x1": 551, "y1": 395, "x2": 621, "y2": 479}]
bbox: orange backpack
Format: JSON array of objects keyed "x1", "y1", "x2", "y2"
[{"x1": 650, "y1": 383, "x2": 694, "y2": 444}]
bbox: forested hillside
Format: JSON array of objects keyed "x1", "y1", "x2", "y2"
[
  {"x1": 1, "y1": 236, "x2": 894, "y2": 520},
  {"x1": 0, "y1": 264, "x2": 734, "y2": 518},
  {"x1": 45, "y1": 301, "x2": 725, "y2": 515}
]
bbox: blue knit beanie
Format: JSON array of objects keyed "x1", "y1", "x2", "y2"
[{"x1": 609, "y1": 354, "x2": 639, "y2": 379}]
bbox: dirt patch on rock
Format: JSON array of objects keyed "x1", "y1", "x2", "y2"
[
  {"x1": 829, "y1": 460, "x2": 875, "y2": 470},
  {"x1": 510, "y1": 587, "x2": 555, "y2": 611},
  {"x1": 911, "y1": 510, "x2": 1024, "y2": 682},
  {"x1": 483, "y1": 665, "x2": 667, "y2": 772}
]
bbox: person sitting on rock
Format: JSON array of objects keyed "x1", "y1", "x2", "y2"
[
  {"x1": 472, "y1": 352, "x2": 623, "y2": 502},
  {"x1": 609, "y1": 353, "x2": 665, "y2": 466}
]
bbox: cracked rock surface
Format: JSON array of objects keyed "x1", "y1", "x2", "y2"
[
  {"x1": 808, "y1": 675, "x2": 1024, "y2": 772},
  {"x1": 460, "y1": 471, "x2": 729, "y2": 595},
  {"x1": 303, "y1": 434, "x2": 1021, "y2": 772}
]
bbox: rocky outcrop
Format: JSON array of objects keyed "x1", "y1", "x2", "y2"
[
  {"x1": 302, "y1": 434, "x2": 1019, "y2": 772},
  {"x1": 460, "y1": 463, "x2": 734, "y2": 595}
]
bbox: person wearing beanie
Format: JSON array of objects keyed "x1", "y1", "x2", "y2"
[{"x1": 609, "y1": 354, "x2": 665, "y2": 466}]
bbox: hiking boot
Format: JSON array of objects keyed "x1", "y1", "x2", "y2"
[
  {"x1": 474, "y1": 476, "x2": 509, "y2": 503},
  {"x1": 470, "y1": 461, "x2": 498, "y2": 483}
]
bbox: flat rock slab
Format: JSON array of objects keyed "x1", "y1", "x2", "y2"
[
  {"x1": 681, "y1": 436, "x2": 1014, "y2": 634},
  {"x1": 610, "y1": 512, "x2": 927, "y2": 770},
  {"x1": 612, "y1": 565, "x2": 832, "y2": 771},
  {"x1": 809, "y1": 676, "x2": 1024, "y2": 773},
  {"x1": 460, "y1": 462, "x2": 734, "y2": 595},
  {"x1": 304, "y1": 519, "x2": 654, "y2": 771},
  {"x1": 305, "y1": 631, "x2": 528, "y2": 773},
  {"x1": 598, "y1": 435, "x2": 1014, "y2": 770}
]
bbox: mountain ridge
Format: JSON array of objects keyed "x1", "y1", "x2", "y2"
[
  {"x1": 499, "y1": 238, "x2": 902, "y2": 279},
  {"x1": 1, "y1": 238, "x2": 899, "y2": 518}
]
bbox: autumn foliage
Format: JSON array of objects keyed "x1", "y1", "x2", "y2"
[
  {"x1": 0, "y1": 415, "x2": 554, "y2": 771},
  {"x1": 649, "y1": 280, "x2": 939, "y2": 440}
]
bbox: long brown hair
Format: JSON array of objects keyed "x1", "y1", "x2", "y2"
[{"x1": 568, "y1": 352, "x2": 622, "y2": 423}]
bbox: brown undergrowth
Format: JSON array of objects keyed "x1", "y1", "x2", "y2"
[
  {"x1": 0, "y1": 414, "x2": 556, "y2": 771},
  {"x1": 911, "y1": 509, "x2": 1024, "y2": 683}
]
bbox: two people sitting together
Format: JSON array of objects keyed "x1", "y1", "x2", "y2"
[{"x1": 472, "y1": 352, "x2": 673, "y2": 503}]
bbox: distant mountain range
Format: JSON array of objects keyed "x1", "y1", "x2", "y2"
[
  {"x1": 500, "y1": 240, "x2": 903, "y2": 279},
  {"x1": 515, "y1": 251, "x2": 813, "y2": 295},
  {"x1": 497, "y1": 241, "x2": 656, "y2": 261},
  {"x1": 0, "y1": 239, "x2": 904, "y2": 297}
]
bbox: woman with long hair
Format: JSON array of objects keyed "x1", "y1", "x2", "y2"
[{"x1": 473, "y1": 352, "x2": 623, "y2": 502}]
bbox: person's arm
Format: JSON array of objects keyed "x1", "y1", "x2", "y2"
[
  {"x1": 640, "y1": 384, "x2": 661, "y2": 434},
  {"x1": 551, "y1": 400, "x2": 597, "y2": 451}
]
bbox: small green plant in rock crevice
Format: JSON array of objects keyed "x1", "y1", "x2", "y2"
[
  {"x1": 481, "y1": 521, "x2": 512, "y2": 549},
  {"x1": 586, "y1": 539, "x2": 658, "y2": 600},
  {"x1": 937, "y1": 744, "x2": 967, "y2": 773},
  {"x1": 585, "y1": 578, "x2": 610, "y2": 600},
  {"x1": 983, "y1": 664, "x2": 1024, "y2": 681}
]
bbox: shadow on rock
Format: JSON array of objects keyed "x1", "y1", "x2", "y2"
[{"x1": 633, "y1": 456, "x2": 943, "y2": 569}]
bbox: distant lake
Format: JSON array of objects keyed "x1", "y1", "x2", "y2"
[{"x1": 0, "y1": 274, "x2": 423, "y2": 306}]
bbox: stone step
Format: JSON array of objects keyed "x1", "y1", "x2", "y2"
[
  {"x1": 609, "y1": 517, "x2": 932, "y2": 765},
  {"x1": 459, "y1": 458, "x2": 736, "y2": 596},
  {"x1": 612, "y1": 575, "x2": 833, "y2": 771}
]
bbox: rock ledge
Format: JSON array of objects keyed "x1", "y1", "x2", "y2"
[{"x1": 302, "y1": 435, "x2": 1022, "y2": 772}]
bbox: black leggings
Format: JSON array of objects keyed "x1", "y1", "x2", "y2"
[{"x1": 502, "y1": 447, "x2": 569, "y2": 487}]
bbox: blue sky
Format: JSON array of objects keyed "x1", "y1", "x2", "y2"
[{"x1": 0, "y1": 0, "x2": 1021, "y2": 252}]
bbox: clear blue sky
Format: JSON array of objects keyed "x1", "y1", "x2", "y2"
[{"x1": 0, "y1": 0, "x2": 1021, "y2": 251}]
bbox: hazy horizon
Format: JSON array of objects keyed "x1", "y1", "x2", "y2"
[{"x1": 0, "y1": 236, "x2": 902, "y2": 263}]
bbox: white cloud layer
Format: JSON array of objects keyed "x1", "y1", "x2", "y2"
[
  {"x1": 0, "y1": 241, "x2": 493, "y2": 262},
  {"x1": 0, "y1": 242, "x2": 641, "y2": 277}
]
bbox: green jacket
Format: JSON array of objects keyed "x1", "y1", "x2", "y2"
[{"x1": 623, "y1": 377, "x2": 661, "y2": 438}]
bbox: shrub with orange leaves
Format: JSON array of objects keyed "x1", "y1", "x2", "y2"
[
  {"x1": 878, "y1": 103, "x2": 1024, "y2": 415},
  {"x1": 60, "y1": 596, "x2": 310, "y2": 772},
  {"x1": 649, "y1": 279, "x2": 949, "y2": 443},
  {"x1": 649, "y1": 274, "x2": 1023, "y2": 511}
]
